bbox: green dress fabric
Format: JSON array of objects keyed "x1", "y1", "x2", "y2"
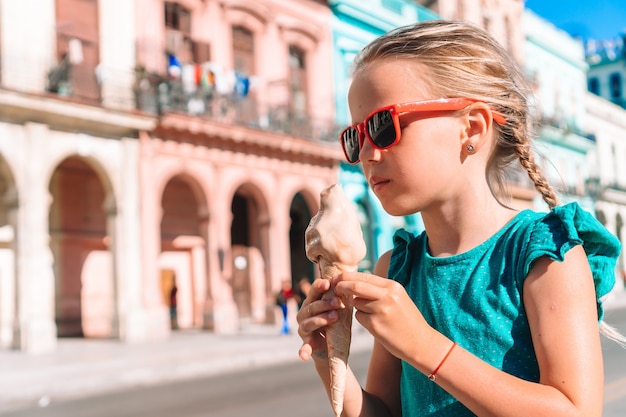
[{"x1": 387, "y1": 202, "x2": 621, "y2": 416}]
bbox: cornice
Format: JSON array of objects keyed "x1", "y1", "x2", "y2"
[
  {"x1": 155, "y1": 112, "x2": 343, "y2": 167},
  {"x1": 0, "y1": 88, "x2": 156, "y2": 138}
]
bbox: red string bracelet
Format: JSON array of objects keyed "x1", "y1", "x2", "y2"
[{"x1": 428, "y1": 342, "x2": 457, "y2": 382}]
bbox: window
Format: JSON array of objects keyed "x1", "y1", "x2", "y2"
[
  {"x1": 164, "y1": 2, "x2": 193, "y2": 63},
  {"x1": 231, "y1": 26, "x2": 256, "y2": 121},
  {"x1": 288, "y1": 45, "x2": 307, "y2": 115},
  {"x1": 588, "y1": 77, "x2": 600, "y2": 95},
  {"x1": 165, "y1": 2, "x2": 191, "y2": 35},
  {"x1": 232, "y1": 26, "x2": 254, "y2": 74},
  {"x1": 610, "y1": 73, "x2": 622, "y2": 100},
  {"x1": 53, "y1": 0, "x2": 100, "y2": 103}
]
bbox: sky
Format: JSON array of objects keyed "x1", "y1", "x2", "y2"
[{"x1": 525, "y1": 0, "x2": 626, "y2": 41}]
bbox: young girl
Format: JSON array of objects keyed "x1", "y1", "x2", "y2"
[{"x1": 296, "y1": 20, "x2": 622, "y2": 417}]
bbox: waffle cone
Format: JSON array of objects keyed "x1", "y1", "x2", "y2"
[{"x1": 319, "y1": 259, "x2": 352, "y2": 417}]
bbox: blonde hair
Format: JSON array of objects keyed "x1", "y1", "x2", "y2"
[
  {"x1": 354, "y1": 20, "x2": 625, "y2": 344},
  {"x1": 353, "y1": 19, "x2": 559, "y2": 209}
]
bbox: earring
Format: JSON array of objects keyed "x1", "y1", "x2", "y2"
[{"x1": 466, "y1": 144, "x2": 475, "y2": 153}]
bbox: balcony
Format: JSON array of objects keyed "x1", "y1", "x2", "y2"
[
  {"x1": 1, "y1": 55, "x2": 340, "y2": 144},
  {"x1": 0, "y1": 56, "x2": 154, "y2": 137},
  {"x1": 540, "y1": 115, "x2": 596, "y2": 142},
  {"x1": 132, "y1": 67, "x2": 340, "y2": 144}
]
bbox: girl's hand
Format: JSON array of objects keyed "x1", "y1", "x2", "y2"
[
  {"x1": 334, "y1": 271, "x2": 434, "y2": 361},
  {"x1": 296, "y1": 278, "x2": 341, "y2": 361}
]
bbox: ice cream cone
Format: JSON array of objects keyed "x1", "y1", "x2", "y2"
[
  {"x1": 319, "y1": 260, "x2": 352, "y2": 417},
  {"x1": 305, "y1": 184, "x2": 366, "y2": 417}
]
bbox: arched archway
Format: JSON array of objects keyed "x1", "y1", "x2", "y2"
[
  {"x1": 49, "y1": 156, "x2": 114, "y2": 338},
  {"x1": 230, "y1": 184, "x2": 270, "y2": 325},
  {"x1": 289, "y1": 192, "x2": 313, "y2": 288},
  {"x1": 159, "y1": 174, "x2": 208, "y2": 330}
]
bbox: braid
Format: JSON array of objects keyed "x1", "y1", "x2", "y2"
[{"x1": 515, "y1": 143, "x2": 560, "y2": 209}]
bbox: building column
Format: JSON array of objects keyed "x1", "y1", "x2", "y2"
[{"x1": 15, "y1": 123, "x2": 57, "y2": 353}]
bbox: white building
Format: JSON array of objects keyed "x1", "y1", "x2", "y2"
[
  {"x1": 584, "y1": 93, "x2": 626, "y2": 308},
  {"x1": 523, "y1": 10, "x2": 626, "y2": 307}
]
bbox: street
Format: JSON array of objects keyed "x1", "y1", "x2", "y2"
[
  {"x1": 602, "y1": 307, "x2": 626, "y2": 417},
  {"x1": 2, "y1": 309, "x2": 626, "y2": 417},
  {"x1": 0, "y1": 349, "x2": 371, "y2": 417}
]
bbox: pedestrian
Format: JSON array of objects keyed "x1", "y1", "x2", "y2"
[
  {"x1": 296, "y1": 20, "x2": 624, "y2": 417},
  {"x1": 169, "y1": 283, "x2": 178, "y2": 330},
  {"x1": 276, "y1": 280, "x2": 294, "y2": 335}
]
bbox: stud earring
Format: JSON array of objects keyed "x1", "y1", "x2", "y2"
[{"x1": 466, "y1": 144, "x2": 475, "y2": 153}]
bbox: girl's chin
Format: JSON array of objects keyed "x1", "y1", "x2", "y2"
[{"x1": 379, "y1": 202, "x2": 415, "y2": 217}]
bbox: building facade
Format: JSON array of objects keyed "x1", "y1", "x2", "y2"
[
  {"x1": 0, "y1": 0, "x2": 340, "y2": 353},
  {"x1": 584, "y1": 29, "x2": 626, "y2": 306},
  {"x1": 584, "y1": 93, "x2": 626, "y2": 306}
]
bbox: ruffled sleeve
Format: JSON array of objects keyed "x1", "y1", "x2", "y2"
[
  {"x1": 523, "y1": 202, "x2": 622, "y2": 320},
  {"x1": 388, "y1": 228, "x2": 419, "y2": 286}
]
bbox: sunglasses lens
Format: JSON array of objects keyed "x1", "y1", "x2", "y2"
[
  {"x1": 341, "y1": 128, "x2": 361, "y2": 163},
  {"x1": 367, "y1": 110, "x2": 396, "y2": 148}
]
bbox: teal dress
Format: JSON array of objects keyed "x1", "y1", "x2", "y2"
[{"x1": 387, "y1": 203, "x2": 621, "y2": 417}]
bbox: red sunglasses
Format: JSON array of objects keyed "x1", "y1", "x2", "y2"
[{"x1": 339, "y1": 98, "x2": 506, "y2": 164}]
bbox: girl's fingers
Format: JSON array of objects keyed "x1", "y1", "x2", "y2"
[
  {"x1": 333, "y1": 271, "x2": 387, "y2": 288},
  {"x1": 299, "y1": 308, "x2": 338, "y2": 336},
  {"x1": 298, "y1": 289, "x2": 340, "y2": 321},
  {"x1": 299, "y1": 341, "x2": 313, "y2": 361},
  {"x1": 351, "y1": 296, "x2": 378, "y2": 314},
  {"x1": 296, "y1": 279, "x2": 340, "y2": 362},
  {"x1": 308, "y1": 277, "x2": 331, "y2": 298},
  {"x1": 334, "y1": 273, "x2": 389, "y2": 300},
  {"x1": 297, "y1": 279, "x2": 328, "y2": 322}
]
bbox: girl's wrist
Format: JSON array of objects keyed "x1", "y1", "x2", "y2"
[
  {"x1": 427, "y1": 341, "x2": 457, "y2": 381},
  {"x1": 406, "y1": 328, "x2": 455, "y2": 378},
  {"x1": 422, "y1": 334, "x2": 457, "y2": 378}
]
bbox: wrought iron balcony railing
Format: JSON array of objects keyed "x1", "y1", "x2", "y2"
[
  {"x1": 2, "y1": 57, "x2": 340, "y2": 144},
  {"x1": 133, "y1": 72, "x2": 341, "y2": 143},
  {"x1": 540, "y1": 115, "x2": 596, "y2": 141}
]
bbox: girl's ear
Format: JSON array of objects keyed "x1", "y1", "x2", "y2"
[{"x1": 461, "y1": 103, "x2": 493, "y2": 155}]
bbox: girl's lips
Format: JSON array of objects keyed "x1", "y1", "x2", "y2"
[{"x1": 369, "y1": 176, "x2": 390, "y2": 190}]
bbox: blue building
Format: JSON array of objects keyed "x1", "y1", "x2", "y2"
[
  {"x1": 329, "y1": 0, "x2": 438, "y2": 269},
  {"x1": 586, "y1": 35, "x2": 626, "y2": 109}
]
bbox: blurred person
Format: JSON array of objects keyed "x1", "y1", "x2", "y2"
[{"x1": 276, "y1": 279, "x2": 294, "y2": 335}]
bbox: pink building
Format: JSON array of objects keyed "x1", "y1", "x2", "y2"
[{"x1": 0, "y1": 0, "x2": 339, "y2": 353}]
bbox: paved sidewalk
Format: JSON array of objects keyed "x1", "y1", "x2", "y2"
[{"x1": 0, "y1": 323, "x2": 373, "y2": 413}]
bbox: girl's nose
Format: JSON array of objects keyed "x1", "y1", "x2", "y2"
[{"x1": 359, "y1": 136, "x2": 380, "y2": 163}]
